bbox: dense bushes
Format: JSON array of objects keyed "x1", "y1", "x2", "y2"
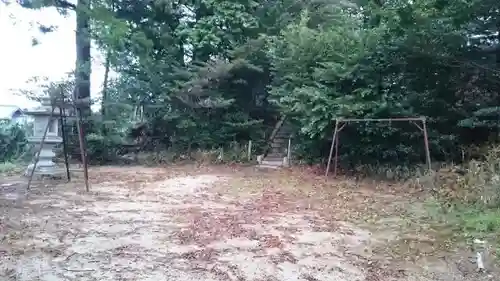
[
  {"x1": 77, "y1": 116, "x2": 268, "y2": 165},
  {"x1": 427, "y1": 146, "x2": 500, "y2": 209},
  {"x1": 413, "y1": 145, "x2": 500, "y2": 259},
  {"x1": 0, "y1": 121, "x2": 28, "y2": 162},
  {"x1": 13, "y1": 0, "x2": 500, "y2": 168},
  {"x1": 267, "y1": 7, "x2": 500, "y2": 166},
  {"x1": 85, "y1": 132, "x2": 125, "y2": 164},
  {"x1": 84, "y1": 131, "x2": 261, "y2": 165}
]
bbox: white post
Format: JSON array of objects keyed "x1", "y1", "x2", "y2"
[
  {"x1": 257, "y1": 155, "x2": 263, "y2": 164},
  {"x1": 474, "y1": 239, "x2": 486, "y2": 271},
  {"x1": 247, "y1": 140, "x2": 252, "y2": 160},
  {"x1": 219, "y1": 146, "x2": 224, "y2": 162},
  {"x1": 287, "y1": 137, "x2": 292, "y2": 166}
]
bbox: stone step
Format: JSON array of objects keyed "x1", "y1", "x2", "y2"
[
  {"x1": 275, "y1": 132, "x2": 292, "y2": 138},
  {"x1": 264, "y1": 156, "x2": 284, "y2": 162},
  {"x1": 256, "y1": 164, "x2": 281, "y2": 169},
  {"x1": 270, "y1": 144, "x2": 286, "y2": 148},
  {"x1": 272, "y1": 137, "x2": 288, "y2": 143},
  {"x1": 268, "y1": 150, "x2": 285, "y2": 156},
  {"x1": 277, "y1": 125, "x2": 292, "y2": 130},
  {"x1": 268, "y1": 155, "x2": 284, "y2": 160},
  {"x1": 260, "y1": 160, "x2": 284, "y2": 166},
  {"x1": 271, "y1": 143, "x2": 285, "y2": 148},
  {"x1": 271, "y1": 142, "x2": 287, "y2": 147},
  {"x1": 273, "y1": 136, "x2": 289, "y2": 142},
  {"x1": 270, "y1": 144, "x2": 285, "y2": 149}
]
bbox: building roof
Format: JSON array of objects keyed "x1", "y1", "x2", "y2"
[{"x1": 0, "y1": 105, "x2": 23, "y2": 120}]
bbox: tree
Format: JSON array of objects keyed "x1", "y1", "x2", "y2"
[
  {"x1": 16, "y1": 0, "x2": 92, "y2": 115},
  {"x1": 8, "y1": 0, "x2": 500, "y2": 165}
]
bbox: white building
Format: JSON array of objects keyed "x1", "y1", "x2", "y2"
[{"x1": 0, "y1": 104, "x2": 27, "y2": 125}]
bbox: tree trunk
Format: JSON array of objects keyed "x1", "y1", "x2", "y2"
[
  {"x1": 75, "y1": 0, "x2": 92, "y2": 116},
  {"x1": 101, "y1": 50, "x2": 111, "y2": 117},
  {"x1": 496, "y1": 21, "x2": 500, "y2": 141}
]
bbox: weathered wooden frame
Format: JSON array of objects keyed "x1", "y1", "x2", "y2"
[
  {"x1": 27, "y1": 89, "x2": 90, "y2": 192},
  {"x1": 325, "y1": 117, "x2": 432, "y2": 177}
]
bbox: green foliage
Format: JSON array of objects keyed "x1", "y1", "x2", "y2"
[
  {"x1": 459, "y1": 107, "x2": 500, "y2": 130},
  {"x1": 0, "y1": 162, "x2": 21, "y2": 174},
  {"x1": 10, "y1": 0, "x2": 500, "y2": 167},
  {"x1": 458, "y1": 209, "x2": 500, "y2": 237},
  {"x1": 425, "y1": 146, "x2": 500, "y2": 209},
  {"x1": 85, "y1": 132, "x2": 124, "y2": 164},
  {"x1": 265, "y1": 0, "x2": 500, "y2": 165},
  {"x1": 122, "y1": 144, "x2": 255, "y2": 166},
  {"x1": 416, "y1": 146, "x2": 500, "y2": 259},
  {"x1": 268, "y1": 10, "x2": 383, "y2": 138},
  {"x1": 441, "y1": 206, "x2": 500, "y2": 261},
  {"x1": 0, "y1": 121, "x2": 28, "y2": 162},
  {"x1": 9, "y1": 0, "x2": 500, "y2": 260}
]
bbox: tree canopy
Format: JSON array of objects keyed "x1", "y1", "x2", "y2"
[{"x1": 7, "y1": 0, "x2": 500, "y2": 165}]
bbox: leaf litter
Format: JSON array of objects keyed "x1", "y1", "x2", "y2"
[{"x1": 0, "y1": 165, "x2": 497, "y2": 281}]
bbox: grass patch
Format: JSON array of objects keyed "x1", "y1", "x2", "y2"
[
  {"x1": 405, "y1": 198, "x2": 500, "y2": 263},
  {"x1": 0, "y1": 162, "x2": 22, "y2": 175},
  {"x1": 448, "y1": 206, "x2": 500, "y2": 259},
  {"x1": 454, "y1": 207, "x2": 500, "y2": 237}
]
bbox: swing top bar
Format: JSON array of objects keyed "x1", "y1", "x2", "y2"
[
  {"x1": 325, "y1": 115, "x2": 432, "y2": 177},
  {"x1": 335, "y1": 117, "x2": 425, "y2": 122}
]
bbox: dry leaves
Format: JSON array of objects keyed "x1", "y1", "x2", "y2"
[{"x1": 1, "y1": 164, "x2": 491, "y2": 281}]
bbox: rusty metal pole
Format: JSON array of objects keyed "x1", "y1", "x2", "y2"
[
  {"x1": 422, "y1": 118, "x2": 432, "y2": 172},
  {"x1": 73, "y1": 89, "x2": 90, "y2": 192},
  {"x1": 75, "y1": 107, "x2": 90, "y2": 192},
  {"x1": 59, "y1": 89, "x2": 71, "y2": 182},
  {"x1": 325, "y1": 119, "x2": 339, "y2": 177}
]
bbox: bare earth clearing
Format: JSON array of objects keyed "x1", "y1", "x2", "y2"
[{"x1": 0, "y1": 166, "x2": 494, "y2": 281}]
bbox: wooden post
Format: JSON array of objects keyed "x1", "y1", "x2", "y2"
[
  {"x1": 59, "y1": 89, "x2": 71, "y2": 182},
  {"x1": 422, "y1": 118, "x2": 432, "y2": 172},
  {"x1": 74, "y1": 89, "x2": 90, "y2": 192},
  {"x1": 219, "y1": 147, "x2": 224, "y2": 161},
  {"x1": 75, "y1": 109, "x2": 89, "y2": 192},
  {"x1": 247, "y1": 140, "x2": 252, "y2": 161},
  {"x1": 325, "y1": 120, "x2": 339, "y2": 177}
]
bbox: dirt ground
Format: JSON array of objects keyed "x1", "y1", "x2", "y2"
[{"x1": 0, "y1": 165, "x2": 496, "y2": 281}]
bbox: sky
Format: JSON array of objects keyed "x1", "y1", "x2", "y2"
[{"x1": 0, "y1": 3, "x2": 105, "y2": 109}]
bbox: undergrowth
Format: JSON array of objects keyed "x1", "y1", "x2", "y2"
[
  {"x1": 416, "y1": 146, "x2": 500, "y2": 262},
  {"x1": 128, "y1": 143, "x2": 255, "y2": 166},
  {"x1": 0, "y1": 162, "x2": 22, "y2": 175}
]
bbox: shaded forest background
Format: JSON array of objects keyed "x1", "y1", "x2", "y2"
[{"x1": 2, "y1": 0, "x2": 500, "y2": 169}]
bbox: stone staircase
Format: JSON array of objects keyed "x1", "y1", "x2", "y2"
[{"x1": 258, "y1": 120, "x2": 293, "y2": 169}]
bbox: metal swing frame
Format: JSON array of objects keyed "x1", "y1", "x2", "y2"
[{"x1": 325, "y1": 117, "x2": 432, "y2": 177}]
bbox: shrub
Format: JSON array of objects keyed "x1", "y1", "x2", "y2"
[
  {"x1": 0, "y1": 121, "x2": 28, "y2": 162},
  {"x1": 85, "y1": 132, "x2": 125, "y2": 164},
  {"x1": 130, "y1": 142, "x2": 255, "y2": 166},
  {"x1": 417, "y1": 145, "x2": 500, "y2": 261},
  {"x1": 0, "y1": 162, "x2": 20, "y2": 174},
  {"x1": 428, "y1": 146, "x2": 500, "y2": 208}
]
